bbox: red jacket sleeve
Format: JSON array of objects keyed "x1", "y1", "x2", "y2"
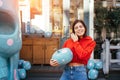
[
  {"x1": 73, "y1": 40, "x2": 96, "y2": 60},
  {"x1": 62, "y1": 39, "x2": 73, "y2": 49}
]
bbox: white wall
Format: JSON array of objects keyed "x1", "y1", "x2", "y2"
[
  {"x1": 42, "y1": 0, "x2": 51, "y2": 32},
  {"x1": 31, "y1": 0, "x2": 51, "y2": 32}
]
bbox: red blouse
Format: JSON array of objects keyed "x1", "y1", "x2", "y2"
[{"x1": 62, "y1": 36, "x2": 96, "y2": 65}]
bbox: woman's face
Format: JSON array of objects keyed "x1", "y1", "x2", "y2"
[{"x1": 74, "y1": 22, "x2": 85, "y2": 37}]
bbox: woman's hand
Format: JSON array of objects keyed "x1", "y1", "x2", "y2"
[
  {"x1": 71, "y1": 33, "x2": 78, "y2": 42},
  {"x1": 50, "y1": 59, "x2": 59, "y2": 67}
]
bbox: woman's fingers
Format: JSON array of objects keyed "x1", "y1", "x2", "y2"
[
  {"x1": 71, "y1": 33, "x2": 78, "y2": 42},
  {"x1": 50, "y1": 59, "x2": 59, "y2": 66}
]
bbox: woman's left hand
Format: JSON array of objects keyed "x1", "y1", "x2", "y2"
[{"x1": 50, "y1": 59, "x2": 59, "y2": 67}]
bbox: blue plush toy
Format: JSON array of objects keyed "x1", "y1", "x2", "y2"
[
  {"x1": 94, "y1": 60, "x2": 103, "y2": 70},
  {"x1": 87, "y1": 59, "x2": 103, "y2": 80},
  {"x1": 87, "y1": 59, "x2": 95, "y2": 70},
  {"x1": 51, "y1": 48, "x2": 73, "y2": 65},
  {"x1": 0, "y1": 0, "x2": 31, "y2": 80},
  {"x1": 88, "y1": 69, "x2": 98, "y2": 79}
]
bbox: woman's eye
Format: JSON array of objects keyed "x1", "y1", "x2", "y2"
[
  {"x1": 74, "y1": 26, "x2": 79, "y2": 29},
  {"x1": 79, "y1": 25, "x2": 83, "y2": 28}
]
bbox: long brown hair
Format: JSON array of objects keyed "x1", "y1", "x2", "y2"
[{"x1": 72, "y1": 19, "x2": 87, "y2": 37}]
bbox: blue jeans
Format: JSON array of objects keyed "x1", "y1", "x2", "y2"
[{"x1": 60, "y1": 65, "x2": 88, "y2": 80}]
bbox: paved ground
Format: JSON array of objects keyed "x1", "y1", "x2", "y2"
[{"x1": 24, "y1": 65, "x2": 120, "y2": 80}]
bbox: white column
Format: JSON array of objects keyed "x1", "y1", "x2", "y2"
[
  {"x1": 89, "y1": 0, "x2": 94, "y2": 39},
  {"x1": 83, "y1": 0, "x2": 89, "y2": 35},
  {"x1": 89, "y1": 0, "x2": 94, "y2": 59},
  {"x1": 63, "y1": 0, "x2": 70, "y2": 37}
]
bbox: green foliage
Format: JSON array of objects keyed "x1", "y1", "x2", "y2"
[
  {"x1": 94, "y1": 7, "x2": 108, "y2": 28},
  {"x1": 94, "y1": 7, "x2": 120, "y2": 29},
  {"x1": 107, "y1": 8, "x2": 120, "y2": 28}
]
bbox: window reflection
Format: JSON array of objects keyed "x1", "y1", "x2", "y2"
[{"x1": 30, "y1": 0, "x2": 42, "y2": 19}]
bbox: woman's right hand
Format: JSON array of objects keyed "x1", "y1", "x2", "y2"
[
  {"x1": 50, "y1": 59, "x2": 59, "y2": 67},
  {"x1": 71, "y1": 33, "x2": 78, "y2": 42}
]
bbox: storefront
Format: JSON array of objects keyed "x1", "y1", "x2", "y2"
[{"x1": 19, "y1": 0, "x2": 120, "y2": 64}]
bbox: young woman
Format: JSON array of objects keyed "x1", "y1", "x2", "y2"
[{"x1": 50, "y1": 19, "x2": 96, "y2": 80}]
